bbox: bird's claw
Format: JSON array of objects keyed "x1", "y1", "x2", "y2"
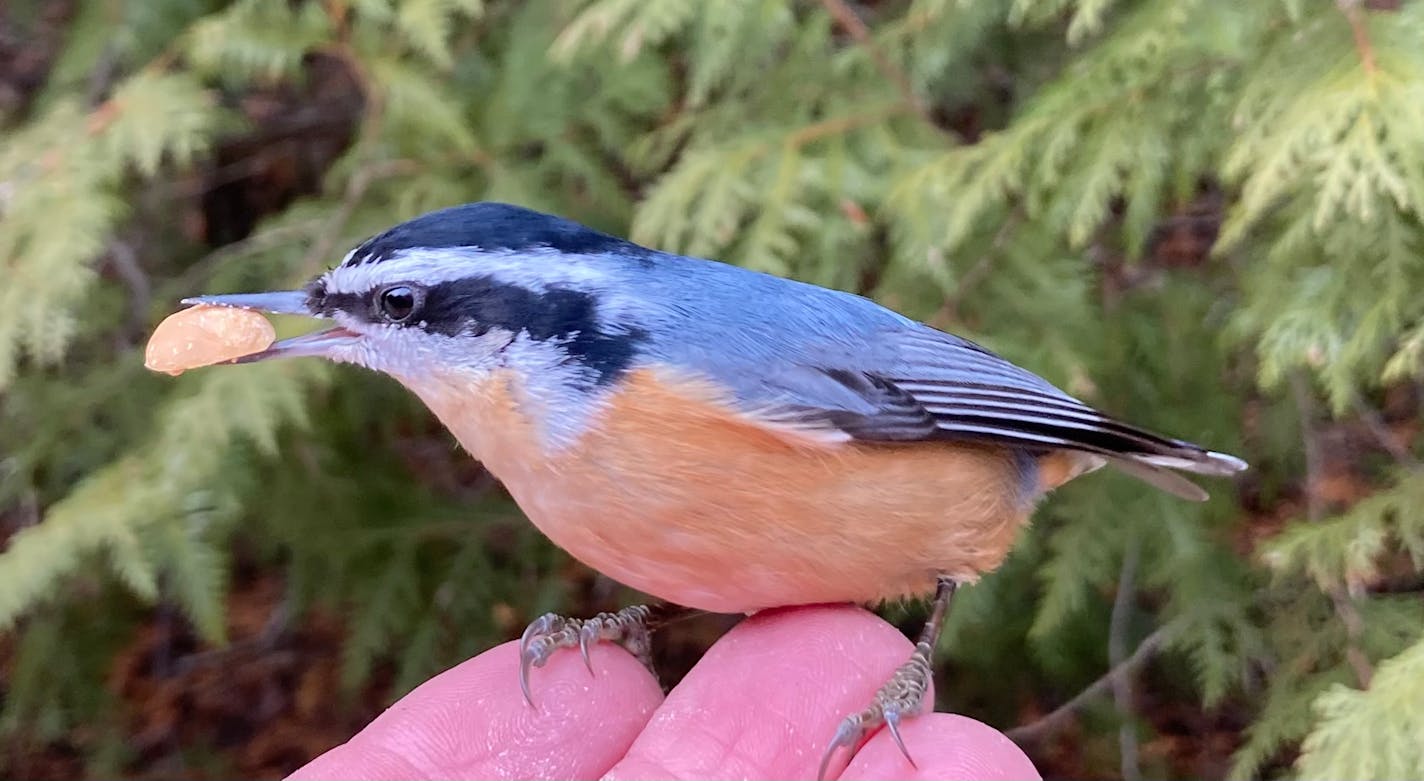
[
  {"x1": 816, "y1": 642, "x2": 933, "y2": 780},
  {"x1": 579, "y1": 621, "x2": 598, "y2": 673},
  {"x1": 518, "y1": 613, "x2": 567, "y2": 707},
  {"x1": 884, "y1": 707, "x2": 915, "y2": 766},
  {"x1": 517, "y1": 605, "x2": 656, "y2": 707},
  {"x1": 818, "y1": 716, "x2": 865, "y2": 781}
]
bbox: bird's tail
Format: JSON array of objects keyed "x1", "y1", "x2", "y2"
[{"x1": 1107, "y1": 447, "x2": 1248, "y2": 502}]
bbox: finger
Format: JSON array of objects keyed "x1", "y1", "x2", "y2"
[
  {"x1": 288, "y1": 640, "x2": 662, "y2": 780},
  {"x1": 839, "y1": 713, "x2": 1040, "y2": 780},
  {"x1": 603, "y1": 604, "x2": 924, "y2": 780}
]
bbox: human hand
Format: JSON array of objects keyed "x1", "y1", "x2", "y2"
[{"x1": 288, "y1": 604, "x2": 1041, "y2": 780}]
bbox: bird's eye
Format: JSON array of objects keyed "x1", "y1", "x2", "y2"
[{"x1": 377, "y1": 285, "x2": 419, "y2": 323}]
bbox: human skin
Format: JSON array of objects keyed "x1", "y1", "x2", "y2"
[{"x1": 288, "y1": 604, "x2": 1041, "y2": 780}]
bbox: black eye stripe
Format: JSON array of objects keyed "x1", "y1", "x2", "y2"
[
  {"x1": 305, "y1": 275, "x2": 645, "y2": 386},
  {"x1": 308, "y1": 286, "x2": 426, "y2": 325},
  {"x1": 419, "y1": 276, "x2": 645, "y2": 385},
  {"x1": 309, "y1": 290, "x2": 367, "y2": 320}
]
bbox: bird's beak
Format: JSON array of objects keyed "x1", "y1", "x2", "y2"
[
  {"x1": 182, "y1": 291, "x2": 313, "y2": 315},
  {"x1": 181, "y1": 291, "x2": 360, "y2": 363}
]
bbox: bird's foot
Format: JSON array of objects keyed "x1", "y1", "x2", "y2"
[
  {"x1": 518, "y1": 604, "x2": 655, "y2": 707},
  {"x1": 817, "y1": 640, "x2": 934, "y2": 781}
]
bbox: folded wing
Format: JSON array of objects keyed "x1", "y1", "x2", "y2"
[{"x1": 753, "y1": 326, "x2": 1246, "y2": 501}]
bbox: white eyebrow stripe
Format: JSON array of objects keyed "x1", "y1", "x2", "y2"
[{"x1": 322, "y1": 247, "x2": 617, "y2": 295}]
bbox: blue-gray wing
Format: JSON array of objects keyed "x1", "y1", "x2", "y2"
[{"x1": 748, "y1": 325, "x2": 1245, "y2": 499}]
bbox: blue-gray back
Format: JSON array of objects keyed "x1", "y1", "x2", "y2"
[{"x1": 597, "y1": 246, "x2": 1237, "y2": 499}]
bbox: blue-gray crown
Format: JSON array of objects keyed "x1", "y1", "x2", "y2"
[{"x1": 342, "y1": 202, "x2": 649, "y2": 267}]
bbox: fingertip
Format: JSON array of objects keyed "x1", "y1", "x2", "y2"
[
  {"x1": 288, "y1": 742, "x2": 427, "y2": 781},
  {"x1": 839, "y1": 713, "x2": 1040, "y2": 781},
  {"x1": 737, "y1": 605, "x2": 935, "y2": 780},
  {"x1": 288, "y1": 640, "x2": 662, "y2": 780},
  {"x1": 604, "y1": 604, "x2": 925, "y2": 780}
]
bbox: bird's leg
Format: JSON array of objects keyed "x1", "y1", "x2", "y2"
[
  {"x1": 818, "y1": 577, "x2": 959, "y2": 781},
  {"x1": 518, "y1": 602, "x2": 695, "y2": 706}
]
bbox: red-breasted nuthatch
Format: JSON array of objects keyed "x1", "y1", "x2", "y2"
[{"x1": 186, "y1": 202, "x2": 1246, "y2": 778}]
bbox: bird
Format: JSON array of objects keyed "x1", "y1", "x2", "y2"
[{"x1": 184, "y1": 201, "x2": 1246, "y2": 778}]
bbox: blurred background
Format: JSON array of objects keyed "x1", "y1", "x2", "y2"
[{"x1": 2, "y1": 1, "x2": 1423, "y2": 778}]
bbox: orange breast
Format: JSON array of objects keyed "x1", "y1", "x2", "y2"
[{"x1": 410, "y1": 368, "x2": 1040, "y2": 614}]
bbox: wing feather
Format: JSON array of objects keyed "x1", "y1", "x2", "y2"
[{"x1": 752, "y1": 325, "x2": 1245, "y2": 500}]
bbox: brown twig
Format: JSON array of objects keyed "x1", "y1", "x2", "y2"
[
  {"x1": 1351, "y1": 397, "x2": 1420, "y2": 468},
  {"x1": 1292, "y1": 375, "x2": 1325, "y2": 527},
  {"x1": 1007, "y1": 625, "x2": 1173, "y2": 743},
  {"x1": 169, "y1": 218, "x2": 329, "y2": 292},
  {"x1": 174, "y1": 600, "x2": 291, "y2": 674},
  {"x1": 85, "y1": 42, "x2": 120, "y2": 107},
  {"x1": 105, "y1": 239, "x2": 151, "y2": 341},
  {"x1": 1108, "y1": 540, "x2": 1142, "y2": 781},
  {"x1": 818, "y1": 0, "x2": 941, "y2": 133},
  {"x1": 785, "y1": 103, "x2": 910, "y2": 147},
  {"x1": 1328, "y1": 588, "x2": 1374, "y2": 686},
  {"x1": 298, "y1": 157, "x2": 423, "y2": 275},
  {"x1": 1290, "y1": 373, "x2": 1374, "y2": 687},
  {"x1": 931, "y1": 211, "x2": 1021, "y2": 327},
  {"x1": 1337, "y1": 0, "x2": 1379, "y2": 77}
]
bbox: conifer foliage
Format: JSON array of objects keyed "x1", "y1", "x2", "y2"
[{"x1": 2, "y1": 1, "x2": 1422, "y2": 777}]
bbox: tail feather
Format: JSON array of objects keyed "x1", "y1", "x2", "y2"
[
  {"x1": 1135, "y1": 449, "x2": 1249, "y2": 477},
  {"x1": 1109, "y1": 457, "x2": 1208, "y2": 501},
  {"x1": 1109, "y1": 448, "x2": 1247, "y2": 502}
]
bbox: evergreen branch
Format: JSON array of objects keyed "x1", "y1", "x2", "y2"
[
  {"x1": 185, "y1": 0, "x2": 333, "y2": 82},
  {"x1": 0, "y1": 69, "x2": 217, "y2": 384},
  {"x1": 928, "y1": 210, "x2": 1020, "y2": 327},
  {"x1": 1007, "y1": 624, "x2": 1174, "y2": 743},
  {"x1": 817, "y1": 0, "x2": 940, "y2": 133},
  {"x1": 1296, "y1": 635, "x2": 1424, "y2": 779},
  {"x1": 170, "y1": 218, "x2": 329, "y2": 292},
  {"x1": 299, "y1": 157, "x2": 424, "y2": 275},
  {"x1": 1261, "y1": 468, "x2": 1424, "y2": 592},
  {"x1": 0, "y1": 363, "x2": 323, "y2": 635}
]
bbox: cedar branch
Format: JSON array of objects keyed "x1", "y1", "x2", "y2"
[
  {"x1": 1007, "y1": 625, "x2": 1173, "y2": 743},
  {"x1": 818, "y1": 0, "x2": 942, "y2": 134}
]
